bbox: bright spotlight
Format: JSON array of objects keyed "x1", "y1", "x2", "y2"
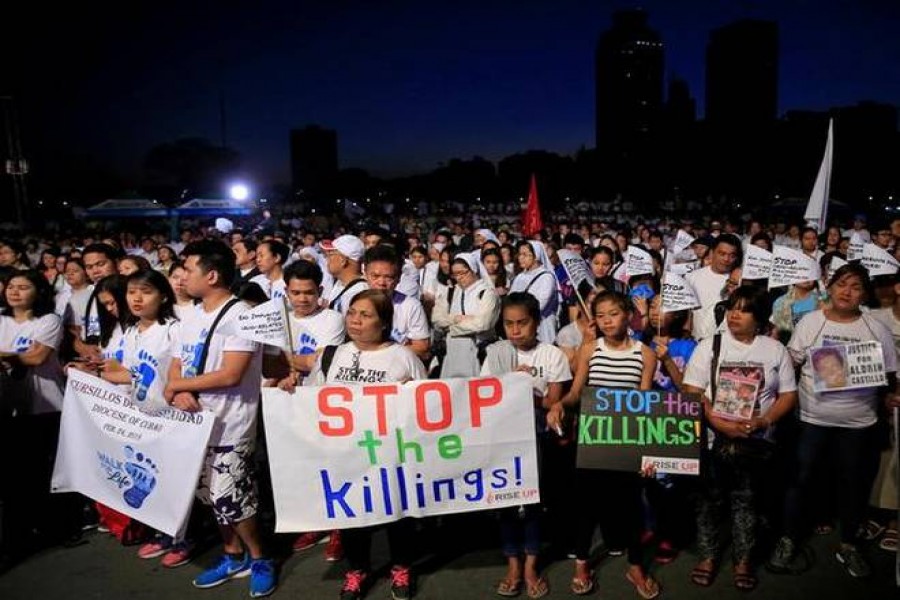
[{"x1": 230, "y1": 184, "x2": 250, "y2": 201}]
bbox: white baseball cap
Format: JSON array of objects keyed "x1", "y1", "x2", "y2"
[{"x1": 320, "y1": 235, "x2": 364, "y2": 262}]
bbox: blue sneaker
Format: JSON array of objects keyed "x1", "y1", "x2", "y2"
[
  {"x1": 193, "y1": 554, "x2": 251, "y2": 589},
  {"x1": 249, "y1": 558, "x2": 277, "y2": 598}
]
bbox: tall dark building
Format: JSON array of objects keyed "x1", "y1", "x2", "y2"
[
  {"x1": 595, "y1": 9, "x2": 664, "y2": 151},
  {"x1": 665, "y1": 78, "x2": 696, "y2": 129},
  {"x1": 706, "y1": 20, "x2": 778, "y2": 125},
  {"x1": 290, "y1": 125, "x2": 338, "y2": 197}
]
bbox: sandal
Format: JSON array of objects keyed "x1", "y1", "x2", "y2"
[
  {"x1": 879, "y1": 528, "x2": 898, "y2": 552},
  {"x1": 625, "y1": 570, "x2": 661, "y2": 599},
  {"x1": 525, "y1": 577, "x2": 549, "y2": 599},
  {"x1": 733, "y1": 562, "x2": 757, "y2": 591},
  {"x1": 496, "y1": 578, "x2": 522, "y2": 597},
  {"x1": 690, "y1": 562, "x2": 717, "y2": 587},
  {"x1": 654, "y1": 540, "x2": 679, "y2": 564},
  {"x1": 570, "y1": 573, "x2": 594, "y2": 595}
]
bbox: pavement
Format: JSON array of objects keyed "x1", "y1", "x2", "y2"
[{"x1": 0, "y1": 514, "x2": 897, "y2": 600}]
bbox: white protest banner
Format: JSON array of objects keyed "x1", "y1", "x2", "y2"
[
  {"x1": 661, "y1": 272, "x2": 700, "y2": 313},
  {"x1": 625, "y1": 245, "x2": 655, "y2": 278},
  {"x1": 808, "y1": 341, "x2": 887, "y2": 392},
  {"x1": 803, "y1": 119, "x2": 833, "y2": 232},
  {"x1": 742, "y1": 244, "x2": 773, "y2": 280},
  {"x1": 768, "y1": 245, "x2": 821, "y2": 289},
  {"x1": 861, "y1": 243, "x2": 900, "y2": 277},
  {"x1": 558, "y1": 249, "x2": 595, "y2": 291},
  {"x1": 666, "y1": 261, "x2": 699, "y2": 276},
  {"x1": 51, "y1": 370, "x2": 214, "y2": 538},
  {"x1": 827, "y1": 255, "x2": 848, "y2": 280},
  {"x1": 217, "y1": 298, "x2": 290, "y2": 350},
  {"x1": 262, "y1": 373, "x2": 540, "y2": 532},
  {"x1": 848, "y1": 232, "x2": 865, "y2": 262},
  {"x1": 670, "y1": 230, "x2": 696, "y2": 257}
]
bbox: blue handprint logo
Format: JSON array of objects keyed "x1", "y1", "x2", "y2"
[
  {"x1": 132, "y1": 350, "x2": 159, "y2": 403},
  {"x1": 183, "y1": 328, "x2": 208, "y2": 377},
  {"x1": 296, "y1": 332, "x2": 318, "y2": 355},
  {"x1": 122, "y1": 445, "x2": 158, "y2": 509},
  {"x1": 13, "y1": 336, "x2": 31, "y2": 353}
]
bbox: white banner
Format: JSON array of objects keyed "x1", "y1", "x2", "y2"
[
  {"x1": 768, "y1": 245, "x2": 821, "y2": 288},
  {"x1": 51, "y1": 370, "x2": 214, "y2": 538},
  {"x1": 661, "y1": 272, "x2": 700, "y2": 313},
  {"x1": 848, "y1": 232, "x2": 866, "y2": 262},
  {"x1": 666, "y1": 261, "x2": 699, "y2": 276},
  {"x1": 827, "y1": 255, "x2": 848, "y2": 280},
  {"x1": 808, "y1": 341, "x2": 886, "y2": 392},
  {"x1": 861, "y1": 243, "x2": 900, "y2": 277},
  {"x1": 625, "y1": 245, "x2": 655, "y2": 278},
  {"x1": 218, "y1": 298, "x2": 291, "y2": 350},
  {"x1": 262, "y1": 373, "x2": 540, "y2": 532},
  {"x1": 558, "y1": 249, "x2": 595, "y2": 291},
  {"x1": 670, "y1": 230, "x2": 696, "y2": 257},
  {"x1": 804, "y1": 119, "x2": 833, "y2": 232},
  {"x1": 742, "y1": 244, "x2": 773, "y2": 280}
]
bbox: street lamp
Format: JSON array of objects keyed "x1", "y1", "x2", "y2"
[{"x1": 229, "y1": 183, "x2": 250, "y2": 201}]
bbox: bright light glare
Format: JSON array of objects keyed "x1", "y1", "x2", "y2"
[{"x1": 230, "y1": 184, "x2": 250, "y2": 201}]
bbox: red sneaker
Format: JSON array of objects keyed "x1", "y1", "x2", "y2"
[
  {"x1": 390, "y1": 565, "x2": 412, "y2": 600},
  {"x1": 292, "y1": 531, "x2": 328, "y2": 552},
  {"x1": 340, "y1": 569, "x2": 367, "y2": 600},
  {"x1": 325, "y1": 530, "x2": 343, "y2": 562}
]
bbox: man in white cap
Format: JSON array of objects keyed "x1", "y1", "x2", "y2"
[{"x1": 322, "y1": 235, "x2": 368, "y2": 314}]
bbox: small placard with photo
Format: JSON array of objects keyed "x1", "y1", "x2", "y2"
[
  {"x1": 712, "y1": 365, "x2": 761, "y2": 422},
  {"x1": 809, "y1": 341, "x2": 886, "y2": 393}
]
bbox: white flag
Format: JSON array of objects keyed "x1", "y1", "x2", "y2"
[
  {"x1": 848, "y1": 232, "x2": 866, "y2": 261},
  {"x1": 666, "y1": 261, "x2": 699, "y2": 276},
  {"x1": 670, "y1": 229, "x2": 696, "y2": 257},
  {"x1": 742, "y1": 245, "x2": 773, "y2": 280},
  {"x1": 662, "y1": 272, "x2": 700, "y2": 313},
  {"x1": 861, "y1": 243, "x2": 900, "y2": 277},
  {"x1": 217, "y1": 298, "x2": 290, "y2": 350},
  {"x1": 769, "y1": 245, "x2": 821, "y2": 288},
  {"x1": 558, "y1": 249, "x2": 595, "y2": 291},
  {"x1": 625, "y1": 245, "x2": 655, "y2": 278},
  {"x1": 804, "y1": 119, "x2": 833, "y2": 232}
]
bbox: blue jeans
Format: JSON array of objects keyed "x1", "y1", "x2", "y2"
[
  {"x1": 783, "y1": 422, "x2": 880, "y2": 544},
  {"x1": 499, "y1": 505, "x2": 541, "y2": 557}
]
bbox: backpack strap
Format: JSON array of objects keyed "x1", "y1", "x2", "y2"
[
  {"x1": 320, "y1": 344, "x2": 339, "y2": 379},
  {"x1": 195, "y1": 298, "x2": 242, "y2": 377},
  {"x1": 329, "y1": 278, "x2": 367, "y2": 311}
]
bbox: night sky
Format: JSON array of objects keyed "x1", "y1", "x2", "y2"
[{"x1": 5, "y1": 1, "x2": 900, "y2": 186}]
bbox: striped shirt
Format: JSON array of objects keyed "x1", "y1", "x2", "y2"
[{"x1": 587, "y1": 338, "x2": 646, "y2": 390}]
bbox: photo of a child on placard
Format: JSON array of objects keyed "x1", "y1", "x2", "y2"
[{"x1": 810, "y1": 345, "x2": 848, "y2": 391}]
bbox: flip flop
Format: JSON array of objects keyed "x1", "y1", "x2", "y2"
[
  {"x1": 525, "y1": 577, "x2": 549, "y2": 599},
  {"x1": 570, "y1": 573, "x2": 594, "y2": 595},
  {"x1": 690, "y1": 563, "x2": 717, "y2": 587},
  {"x1": 626, "y1": 571, "x2": 661, "y2": 600},
  {"x1": 496, "y1": 578, "x2": 522, "y2": 597},
  {"x1": 860, "y1": 520, "x2": 885, "y2": 541}
]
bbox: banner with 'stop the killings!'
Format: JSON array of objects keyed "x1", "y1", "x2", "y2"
[{"x1": 262, "y1": 373, "x2": 540, "y2": 532}]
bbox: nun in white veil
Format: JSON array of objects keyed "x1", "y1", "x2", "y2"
[{"x1": 509, "y1": 240, "x2": 559, "y2": 343}]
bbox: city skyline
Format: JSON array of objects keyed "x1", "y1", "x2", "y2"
[{"x1": 3, "y1": 1, "x2": 900, "y2": 186}]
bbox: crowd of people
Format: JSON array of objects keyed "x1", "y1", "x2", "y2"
[{"x1": 0, "y1": 208, "x2": 898, "y2": 599}]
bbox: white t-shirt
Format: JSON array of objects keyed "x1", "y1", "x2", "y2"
[
  {"x1": 121, "y1": 318, "x2": 180, "y2": 413},
  {"x1": 555, "y1": 321, "x2": 583, "y2": 350},
  {"x1": 788, "y1": 310, "x2": 897, "y2": 428},
  {"x1": 421, "y1": 262, "x2": 440, "y2": 297},
  {"x1": 870, "y1": 307, "x2": 900, "y2": 358},
  {"x1": 390, "y1": 292, "x2": 430, "y2": 344},
  {"x1": 684, "y1": 329, "x2": 796, "y2": 439},
  {"x1": 0, "y1": 313, "x2": 65, "y2": 414},
  {"x1": 250, "y1": 274, "x2": 287, "y2": 300},
  {"x1": 310, "y1": 342, "x2": 426, "y2": 384},
  {"x1": 175, "y1": 298, "x2": 263, "y2": 445},
  {"x1": 82, "y1": 289, "x2": 102, "y2": 340},
  {"x1": 481, "y1": 342, "x2": 571, "y2": 398},
  {"x1": 102, "y1": 324, "x2": 126, "y2": 363},
  {"x1": 685, "y1": 266, "x2": 728, "y2": 341},
  {"x1": 289, "y1": 308, "x2": 346, "y2": 363},
  {"x1": 174, "y1": 302, "x2": 194, "y2": 321},
  {"x1": 65, "y1": 285, "x2": 93, "y2": 330},
  {"x1": 327, "y1": 277, "x2": 369, "y2": 315}
]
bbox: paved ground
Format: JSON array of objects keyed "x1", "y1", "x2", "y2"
[{"x1": 1, "y1": 514, "x2": 897, "y2": 600}]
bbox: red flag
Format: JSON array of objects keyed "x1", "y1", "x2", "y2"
[{"x1": 521, "y1": 173, "x2": 543, "y2": 238}]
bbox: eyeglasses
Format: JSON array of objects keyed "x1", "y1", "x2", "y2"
[{"x1": 450, "y1": 269, "x2": 470, "y2": 277}]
